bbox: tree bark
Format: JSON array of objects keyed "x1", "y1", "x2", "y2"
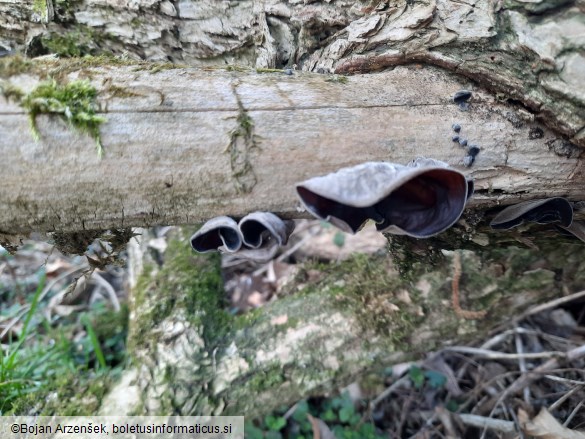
[
  {"x1": 96, "y1": 227, "x2": 585, "y2": 417},
  {"x1": 1, "y1": 61, "x2": 583, "y2": 238},
  {"x1": 1, "y1": 1, "x2": 583, "y2": 237},
  {"x1": 1, "y1": 0, "x2": 583, "y2": 145},
  {"x1": 2, "y1": 0, "x2": 585, "y2": 419}
]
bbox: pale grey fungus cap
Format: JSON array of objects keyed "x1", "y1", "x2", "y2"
[
  {"x1": 296, "y1": 158, "x2": 473, "y2": 238},
  {"x1": 490, "y1": 198, "x2": 573, "y2": 230},
  {"x1": 190, "y1": 216, "x2": 243, "y2": 253},
  {"x1": 191, "y1": 213, "x2": 295, "y2": 261},
  {"x1": 239, "y1": 212, "x2": 294, "y2": 249}
]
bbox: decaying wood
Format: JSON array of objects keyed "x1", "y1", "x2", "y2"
[
  {"x1": 1, "y1": 1, "x2": 584, "y2": 420},
  {"x1": 96, "y1": 227, "x2": 585, "y2": 417},
  {"x1": 0, "y1": 61, "x2": 583, "y2": 237}
]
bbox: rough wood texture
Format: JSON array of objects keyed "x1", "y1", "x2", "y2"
[
  {"x1": 1, "y1": 0, "x2": 583, "y2": 146},
  {"x1": 96, "y1": 227, "x2": 585, "y2": 417},
  {"x1": 0, "y1": 61, "x2": 583, "y2": 235},
  {"x1": 1, "y1": 1, "x2": 584, "y2": 419}
]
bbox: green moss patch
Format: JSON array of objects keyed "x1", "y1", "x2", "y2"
[
  {"x1": 129, "y1": 234, "x2": 231, "y2": 353},
  {"x1": 39, "y1": 29, "x2": 108, "y2": 58},
  {"x1": 302, "y1": 254, "x2": 424, "y2": 346},
  {"x1": 33, "y1": 0, "x2": 49, "y2": 21},
  {"x1": 0, "y1": 54, "x2": 185, "y2": 82},
  {"x1": 8, "y1": 370, "x2": 118, "y2": 416},
  {"x1": 0, "y1": 55, "x2": 33, "y2": 78},
  {"x1": 21, "y1": 79, "x2": 106, "y2": 156}
]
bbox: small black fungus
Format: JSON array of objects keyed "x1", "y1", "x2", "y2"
[
  {"x1": 459, "y1": 139, "x2": 468, "y2": 147},
  {"x1": 454, "y1": 90, "x2": 472, "y2": 111},
  {"x1": 452, "y1": 135, "x2": 460, "y2": 142},
  {"x1": 452, "y1": 123, "x2": 461, "y2": 132},
  {"x1": 528, "y1": 127, "x2": 544, "y2": 139},
  {"x1": 467, "y1": 145, "x2": 480, "y2": 157},
  {"x1": 453, "y1": 90, "x2": 472, "y2": 104},
  {"x1": 284, "y1": 68, "x2": 293, "y2": 75},
  {"x1": 463, "y1": 156, "x2": 474, "y2": 167}
]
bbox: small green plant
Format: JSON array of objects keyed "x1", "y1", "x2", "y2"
[
  {"x1": 0, "y1": 270, "x2": 128, "y2": 414},
  {"x1": 408, "y1": 365, "x2": 447, "y2": 390},
  {"x1": 0, "y1": 273, "x2": 46, "y2": 412},
  {"x1": 80, "y1": 314, "x2": 106, "y2": 369},
  {"x1": 21, "y1": 79, "x2": 106, "y2": 157},
  {"x1": 245, "y1": 392, "x2": 385, "y2": 438}
]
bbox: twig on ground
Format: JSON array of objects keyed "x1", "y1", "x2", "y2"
[
  {"x1": 548, "y1": 385, "x2": 583, "y2": 412},
  {"x1": 544, "y1": 375, "x2": 585, "y2": 386},
  {"x1": 514, "y1": 329, "x2": 531, "y2": 403},
  {"x1": 477, "y1": 343, "x2": 585, "y2": 415},
  {"x1": 443, "y1": 346, "x2": 563, "y2": 360},
  {"x1": 458, "y1": 413, "x2": 516, "y2": 433},
  {"x1": 370, "y1": 375, "x2": 412, "y2": 409},
  {"x1": 435, "y1": 406, "x2": 458, "y2": 438},
  {"x1": 90, "y1": 271, "x2": 120, "y2": 311},
  {"x1": 518, "y1": 289, "x2": 585, "y2": 320},
  {"x1": 563, "y1": 400, "x2": 584, "y2": 427}
]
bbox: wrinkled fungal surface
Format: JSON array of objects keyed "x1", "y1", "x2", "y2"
[{"x1": 296, "y1": 159, "x2": 473, "y2": 238}]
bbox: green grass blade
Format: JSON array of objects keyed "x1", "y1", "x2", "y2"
[
  {"x1": 4, "y1": 273, "x2": 46, "y2": 370},
  {"x1": 80, "y1": 314, "x2": 106, "y2": 369}
]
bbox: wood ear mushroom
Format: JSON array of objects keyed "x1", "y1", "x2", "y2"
[
  {"x1": 190, "y1": 216, "x2": 243, "y2": 253},
  {"x1": 490, "y1": 198, "x2": 585, "y2": 243},
  {"x1": 490, "y1": 198, "x2": 573, "y2": 230},
  {"x1": 191, "y1": 212, "x2": 295, "y2": 261},
  {"x1": 239, "y1": 212, "x2": 293, "y2": 248},
  {"x1": 236, "y1": 212, "x2": 295, "y2": 262},
  {"x1": 296, "y1": 158, "x2": 473, "y2": 238}
]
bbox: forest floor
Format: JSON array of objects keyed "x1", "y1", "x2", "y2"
[{"x1": 1, "y1": 222, "x2": 584, "y2": 438}]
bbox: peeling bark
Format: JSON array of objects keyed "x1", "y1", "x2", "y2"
[{"x1": 1, "y1": 0, "x2": 583, "y2": 145}]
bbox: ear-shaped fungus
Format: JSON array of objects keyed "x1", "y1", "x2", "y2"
[
  {"x1": 239, "y1": 212, "x2": 294, "y2": 248},
  {"x1": 235, "y1": 212, "x2": 296, "y2": 262},
  {"x1": 190, "y1": 216, "x2": 243, "y2": 253},
  {"x1": 490, "y1": 198, "x2": 573, "y2": 230},
  {"x1": 296, "y1": 158, "x2": 473, "y2": 237},
  {"x1": 562, "y1": 221, "x2": 585, "y2": 243}
]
